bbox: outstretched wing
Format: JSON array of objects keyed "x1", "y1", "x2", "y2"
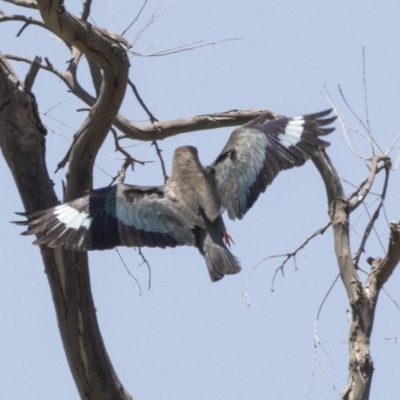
[
  {"x1": 15, "y1": 184, "x2": 196, "y2": 250},
  {"x1": 212, "y1": 109, "x2": 336, "y2": 220}
]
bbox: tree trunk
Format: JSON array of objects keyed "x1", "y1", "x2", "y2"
[{"x1": 0, "y1": 49, "x2": 132, "y2": 400}]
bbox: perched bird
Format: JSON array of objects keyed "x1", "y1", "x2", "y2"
[{"x1": 16, "y1": 109, "x2": 336, "y2": 281}]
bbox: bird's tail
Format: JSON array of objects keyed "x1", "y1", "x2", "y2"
[
  {"x1": 194, "y1": 214, "x2": 241, "y2": 282},
  {"x1": 203, "y1": 234, "x2": 241, "y2": 282}
]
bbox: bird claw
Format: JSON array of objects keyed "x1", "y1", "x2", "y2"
[{"x1": 223, "y1": 230, "x2": 235, "y2": 248}]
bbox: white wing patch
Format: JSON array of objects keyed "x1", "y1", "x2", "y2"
[
  {"x1": 54, "y1": 203, "x2": 92, "y2": 230},
  {"x1": 278, "y1": 117, "x2": 305, "y2": 148}
]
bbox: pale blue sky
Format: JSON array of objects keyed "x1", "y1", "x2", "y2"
[{"x1": 1, "y1": 1, "x2": 400, "y2": 399}]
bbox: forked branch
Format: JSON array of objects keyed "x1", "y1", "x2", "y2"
[{"x1": 312, "y1": 150, "x2": 400, "y2": 400}]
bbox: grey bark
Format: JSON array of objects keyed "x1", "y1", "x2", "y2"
[
  {"x1": 0, "y1": 2, "x2": 278, "y2": 396},
  {"x1": 2, "y1": 2, "x2": 399, "y2": 399},
  {"x1": 1, "y1": 0, "x2": 133, "y2": 397},
  {"x1": 313, "y1": 152, "x2": 400, "y2": 400},
  {"x1": 0, "y1": 53, "x2": 132, "y2": 399}
]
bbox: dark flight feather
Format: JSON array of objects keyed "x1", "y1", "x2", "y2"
[{"x1": 15, "y1": 109, "x2": 336, "y2": 281}]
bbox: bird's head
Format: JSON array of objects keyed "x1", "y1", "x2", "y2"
[
  {"x1": 170, "y1": 146, "x2": 203, "y2": 179},
  {"x1": 173, "y1": 146, "x2": 200, "y2": 164}
]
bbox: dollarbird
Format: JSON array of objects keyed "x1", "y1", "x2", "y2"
[{"x1": 16, "y1": 109, "x2": 336, "y2": 281}]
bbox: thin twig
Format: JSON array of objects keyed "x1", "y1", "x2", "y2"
[
  {"x1": 270, "y1": 222, "x2": 332, "y2": 291},
  {"x1": 0, "y1": 13, "x2": 46, "y2": 31},
  {"x1": 127, "y1": 79, "x2": 158, "y2": 122},
  {"x1": 111, "y1": 128, "x2": 151, "y2": 165},
  {"x1": 311, "y1": 273, "x2": 341, "y2": 393},
  {"x1": 338, "y1": 85, "x2": 383, "y2": 155},
  {"x1": 382, "y1": 286, "x2": 400, "y2": 315},
  {"x1": 152, "y1": 140, "x2": 169, "y2": 183},
  {"x1": 347, "y1": 156, "x2": 386, "y2": 212},
  {"x1": 353, "y1": 159, "x2": 391, "y2": 266},
  {"x1": 362, "y1": 47, "x2": 373, "y2": 147},
  {"x1": 121, "y1": 0, "x2": 148, "y2": 36},
  {"x1": 138, "y1": 248, "x2": 152, "y2": 290},
  {"x1": 130, "y1": 1, "x2": 173, "y2": 47},
  {"x1": 361, "y1": 201, "x2": 387, "y2": 254},
  {"x1": 131, "y1": 38, "x2": 242, "y2": 57},
  {"x1": 242, "y1": 222, "x2": 331, "y2": 305},
  {"x1": 115, "y1": 248, "x2": 142, "y2": 296}
]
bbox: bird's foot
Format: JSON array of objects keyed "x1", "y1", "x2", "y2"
[{"x1": 223, "y1": 230, "x2": 235, "y2": 248}]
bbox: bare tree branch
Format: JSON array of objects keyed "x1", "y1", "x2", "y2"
[
  {"x1": 127, "y1": 78, "x2": 158, "y2": 122},
  {"x1": 36, "y1": 0, "x2": 130, "y2": 198},
  {"x1": 312, "y1": 151, "x2": 361, "y2": 303},
  {"x1": 0, "y1": 13, "x2": 46, "y2": 30},
  {"x1": 80, "y1": 0, "x2": 92, "y2": 21},
  {"x1": 152, "y1": 140, "x2": 169, "y2": 183},
  {"x1": 121, "y1": 0, "x2": 148, "y2": 37},
  {"x1": 131, "y1": 38, "x2": 242, "y2": 57},
  {"x1": 115, "y1": 248, "x2": 143, "y2": 296},
  {"x1": 2, "y1": 0, "x2": 38, "y2": 9},
  {"x1": 347, "y1": 156, "x2": 381, "y2": 211},
  {"x1": 270, "y1": 222, "x2": 332, "y2": 291},
  {"x1": 312, "y1": 149, "x2": 400, "y2": 400},
  {"x1": 24, "y1": 55, "x2": 41, "y2": 90},
  {"x1": 6, "y1": 53, "x2": 279, "y2": 142},
  {"x1": 367, "y1": 222, "x2": 400, "y2": 294},
  {"x1": 242, "y1": 222, "x2": 331, "y2": 305},
  {"x1": 338, "y1": 85, "x2": 384, "y2": 156},
  {"x1": 362, "y1": 47, "x2": 373, "y2": 144},
  {"x1": 87, "y1": 58, "x2": 102, "y2": 97},
  {"x1": 1, "y1": 51, "x2": 132, "y2": 400},
  {"x1": 138, "y1": 248, "x2": 152, "y2": 290},
  {"x1": 1, "y1": 1, "x2": 133, "y2": 398},
  {"x1": 353, "y1": 158, "x2": 391, "y2": 266},
  {"x1": 119, "y1": 108, "x2": 281, "y2": 141},
  {"x1": 312, "y1": 273, "x2": 341, "y2": 393}
]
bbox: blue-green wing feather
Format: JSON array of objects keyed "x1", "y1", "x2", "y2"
[
  {"x1": 18, "y1": 184, "x2": 195, "y2": 250},
  {"x1": 212, "y1": 109, "x2": 336, "y2": 220}
]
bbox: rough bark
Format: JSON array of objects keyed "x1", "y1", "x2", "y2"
[
  {"x1": 313, "y1": 152, "x2": 400, "y2": 400},
  {"x1": 1, "y1": 0, "x2": 133, "y2": 396},
  {"x1": 0, "y1": 52, "x2": 132, "y2": 399}
]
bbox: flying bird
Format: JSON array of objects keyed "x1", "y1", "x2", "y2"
[{"x1": 16, "y1": 109, "x2": 336, "y2": 281}]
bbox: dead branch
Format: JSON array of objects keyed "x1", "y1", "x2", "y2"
[
  {"x1": 138, "y1": 248, "x2": 152, "y2": 290},
  {"x1": 2, "y1": 0, "x2": 133, "y2": 398},
  {"x1": 128, "y1": 78, "x2": 158, "y2": 122},
  {"x1": 80, "y1": 0, "x2": 91, "y2": 21},
  {"x1": 121, "y1": 0, "x2": 148, "y2": 36},
  {"x1": 270, "y1": 222, "x2": 332, "y2": 290},
  {"x1": 5, "y1": 54, "x2": 279, "y2": 141},
  {"x1": 152, "y1": 140, "x2": 169, "y2": 183},
  {"x1": 353, "y1": 158, "x2": 391, "y2": 266},
  {"x1": 24, "y1": 55, "x2": 41, "y2": 90},
  {"x1": 312, "y1": 151, "x2": 361, "y2": 303},
  {"x1": 347, "y1": 156, "x2": 383, "y2": 212},
  {"x1": 115, "y1": 248, "x2": 142, "y2": 296},
  {"x1": 312, "y1": 149, "x2": 400, "y2": 400},
  {"x1": 0, "y1": 13, "x2": 46, "y2": 32},
  {"x1": 131, "y1": 38, "x2": 242, "y2": 57},
  {"x1": 338, "y1": 85, "x2": 383, "y2": 156},
  {"x1": 87, "y1": 58, "x2": 102, "y2": 97},
  {"x1": 36, "y1": 0, "x2": 130, "y2": 199},
  {"x1": 2, "y1": 0, "x2": 38, "y2": 10},
  {"x1": 366, "y1": 221, "x2": 400, "y2": 296},
  {"x1": 309, "y1": 274, "x2": 355, "y2": 397},
  {"x1": 119, "y1": 108, "x2": 281, "y2": 141},
  {"x1": 1, "y1": 50, "x2": 131, "y2": 400},
  {"x1": 242, "y1": 222, "x2": 331, "y2": 305}
]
